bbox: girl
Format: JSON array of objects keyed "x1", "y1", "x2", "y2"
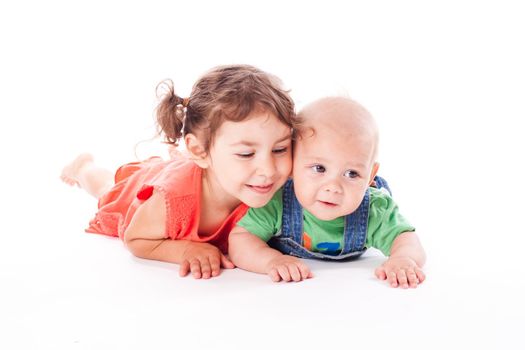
[{"x1": 61, "y1": 64, "x2": 298, "y2": 279}]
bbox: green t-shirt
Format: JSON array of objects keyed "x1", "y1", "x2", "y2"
[{"x1": 237, "y1": 187, "x2": 415, "y2": 256}]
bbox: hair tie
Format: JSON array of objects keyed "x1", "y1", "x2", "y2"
[
  {"x1": 182, "y1": 97, "x2": 190, "y2": 107},
  {"x1": 175, "y1": 103, "x2": 185, "y2": 119}
]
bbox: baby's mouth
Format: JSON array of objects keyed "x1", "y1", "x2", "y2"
[{"x1": 318, "y1": 200, "x2": 338, "y2": 207}]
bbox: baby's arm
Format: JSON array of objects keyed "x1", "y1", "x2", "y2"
[
  {"x1": 229, "y1": 226, "x2": 313, "y2": 282},
  {"x1": 374, "y1": 232, "x2": 426, "y2": 288},
  {"x1": 124, "y1": 192, "x2": 233, "y2": 279}
]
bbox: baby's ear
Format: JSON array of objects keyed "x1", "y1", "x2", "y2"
[
  {"x1": 368, "y1": 162, "x2": 380, "y2": 185},
  {"x1": 184, "y1": 133, "x2": 209, "y2": 168}
]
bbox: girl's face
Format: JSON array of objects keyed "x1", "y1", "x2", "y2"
[{"x1": 204, "y1": 111, "x2": 292, "y2": 208}]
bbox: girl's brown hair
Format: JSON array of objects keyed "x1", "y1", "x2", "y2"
[{"x1": 156, "y1": 64, "x2": 298, "y2": 152}]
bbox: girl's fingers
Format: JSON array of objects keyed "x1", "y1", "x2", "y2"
[
  {"x1": 179, "y1": 260, "x2": 190, "y2": 277},
  {"x1": 190, "y1": 259, "x2": 202, "y2": 279},
  {"x1": 180, "y1": 247, "x2": 233, "y2": 279},
  {"x1": 220, "y1": 254, "x2": 235, "y2": 269},
  {"x1": 200, "y1": 257, "x2": 212, "y2": 279},
  {"x1": 209, "y1": 255, "x2": 221, "y2": 277}
]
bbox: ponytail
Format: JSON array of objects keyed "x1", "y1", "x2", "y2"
[{"x1": 156, "y1": 80, "x2": 187, "y2": 146}]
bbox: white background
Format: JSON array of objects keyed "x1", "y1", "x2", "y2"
[{"x1": 1, "y1": 1, "x2": 524, "y2": 349}]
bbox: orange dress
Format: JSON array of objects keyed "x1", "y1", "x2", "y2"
[{"x1": 86, "y1": 156, "x2": 248, "y2": 253}]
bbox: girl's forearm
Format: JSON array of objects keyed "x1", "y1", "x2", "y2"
[
  {"x1": 125, "y1": 237, "x2": 191, "y2": 264},
  {"x1": 389, "y1": 231, "x2": 426, "y2": 267}
]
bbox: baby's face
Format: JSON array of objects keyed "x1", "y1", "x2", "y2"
[{"x1": 292, "y1": 124, "x2": 378, "y2": 221}]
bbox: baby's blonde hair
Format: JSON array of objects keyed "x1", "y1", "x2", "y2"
[{"x1": 297, "y1": 96, "x2": 379, "y2": 162}]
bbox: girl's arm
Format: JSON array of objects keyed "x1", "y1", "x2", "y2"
[
  {"x1": 375, "y1": 231, "x2": 426, "y2": 288},
  {"x1": 229, "y1": 226, "x2": 313, "y2": 282},
  {"x1": 123, "y1": 192, "x2": 233, "y2": 278}
]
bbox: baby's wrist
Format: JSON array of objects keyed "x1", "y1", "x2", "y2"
[
  {"x1": 265, "y1": 254, "x2": 285, "y2": 272},
  {"x1": 387, "y1": 255, "x2": 419, "y2": 266}
]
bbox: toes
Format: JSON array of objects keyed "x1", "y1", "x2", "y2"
[{"x1": 60, "y1": 153, "x2": 94, "y2": 187}]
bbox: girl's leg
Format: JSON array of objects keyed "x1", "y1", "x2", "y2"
[{"x1": 61, "y1": 153, "x2": 114, "y2": 199}]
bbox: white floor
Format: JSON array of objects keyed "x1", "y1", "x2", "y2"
[{"x1": 1, "y1": 175, "x2": 523, "y2": 349}]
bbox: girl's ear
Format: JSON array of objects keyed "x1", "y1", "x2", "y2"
[
  {"x1": 368, "y1": 162, "x2": 380, "y2": 185},
  {"x1": 184, "y1": 133, "x2": 209, "y2": 169}
]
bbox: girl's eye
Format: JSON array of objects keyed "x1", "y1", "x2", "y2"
[
  {"x1": 343, "y1": 170, "x2": 360, "y2": 178},
  {"x1": 310, "y1": 164, "x2": 326, "y2": 173},
  {"x1": 235, "y1": 152, "x2": 254, "y2": 158},
  {"x1": 272, "y1": 147, "x2": 288, "y2": 154}
]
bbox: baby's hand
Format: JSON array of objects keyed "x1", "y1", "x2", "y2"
[
  {"x1": 179, "y1": 242, "x2": 235, "y2": 279},
  {"x1": 266, "y1": 255, "x2": 313, "y2": 282},
  {"x1": 375, "y1": 256, "x2": 426, "y2": 288}
]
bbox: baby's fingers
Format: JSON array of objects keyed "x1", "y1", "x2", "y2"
[
  {"x1": 268, "y1": 268, "x2": 282, "y2": 282},
  {"x1": 276, "y1": 265, "x2": 292, "y2": 282},
  {"x1": 375, "y1": 266, "x2": 387, "y2": 281},
  {"x1": 287, "y1": 264, "x2": 303, "y2": 282},
  {"x1": 298, "y1": 263, "x2": 313, "y2": 280},
  {"x1": 397, "y1": 269, "x2": 409, "y2": 289},
  {"x1": 406, "y1": 269, "x2": 420, "y2": 288},
  {"x1": 415, "y1": 267, "x2": 426, "y2": 284},
  {"x1": 386, "y1": 271, "x2": 399, "y2": 288}
]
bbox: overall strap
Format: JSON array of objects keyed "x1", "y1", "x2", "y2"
[
  {"x1": 341, "y1": 189, "x2": 370, "y2": 254},
  {"x1": 373, "y1": 175, "x2": 392, "y2": 196},
  {"x1": 281, "y1": 179, "x2": 304, "y2": 242}
]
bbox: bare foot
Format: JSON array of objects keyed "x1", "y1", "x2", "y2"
[{"x1": 60, "y1": 153, "x2": 94, "y2": 187}]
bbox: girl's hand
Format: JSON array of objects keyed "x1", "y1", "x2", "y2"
[
  {"x1": 375, "y1": 256, "x2": 426, "y2": 288},
  {"x1": 179, "y1": 242, "x2": 235, "y2": 279},
  {"x1": 266, "y1": 255, "x2": 313, "y2": 282}
]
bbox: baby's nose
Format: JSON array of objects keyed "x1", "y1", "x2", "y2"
[{"x1": 322, "y1": 180, "x2": 343, "y2": 194}]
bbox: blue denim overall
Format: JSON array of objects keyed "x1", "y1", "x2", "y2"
[{"x1": 268, "y1": 176, "x2": 391, "y2": 261}]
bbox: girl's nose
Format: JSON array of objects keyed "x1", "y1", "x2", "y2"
[{"x1": 256, "y1": 156, "x2": 276, "y2": 179}]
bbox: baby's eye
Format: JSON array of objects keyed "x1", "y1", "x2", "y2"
[
  {"x1": 235, "y1": 152, "x2": 254, "y2": 158},
  {"x1": 343, "y1": 169, "x2": 360, "y2": 178},
  {"x1": 272, "y1": 147, "x2": 288, "y2": 154},
  {"x1": 310, "y1": 164, "x2": 326, "y2": 173}
]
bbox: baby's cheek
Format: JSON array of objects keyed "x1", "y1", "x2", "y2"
[{"x1": 295, "y1": 186, "x2": 315, "y2": 207}]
